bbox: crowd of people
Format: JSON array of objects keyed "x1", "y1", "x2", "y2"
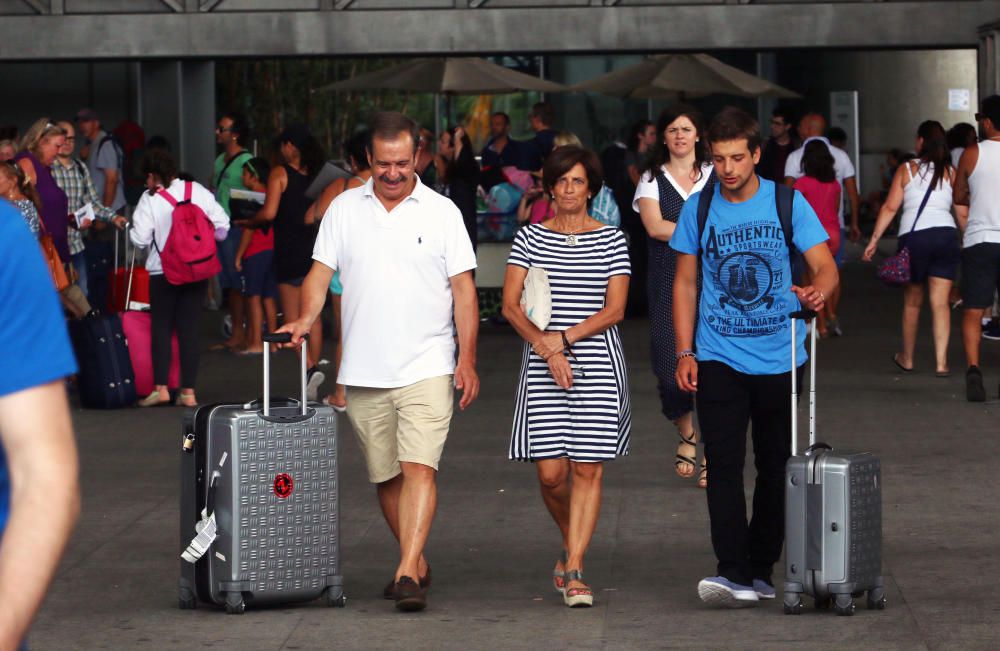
[{"x1": 2, "y1": 91, "x2": 1000, "y2": 644}]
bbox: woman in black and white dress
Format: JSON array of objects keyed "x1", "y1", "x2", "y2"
[
  {"x1": 633, "y1": 105, "x2": 715, "y2": 489},
  {"x1": 502, "y1": 145, "x2": 631, "y2": 609}
]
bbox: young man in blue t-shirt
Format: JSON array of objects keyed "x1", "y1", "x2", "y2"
[
  {"x1": 0, "y1": 201, "x2": 80, "y2": 648},
  {"x1": 670, "y1": 108, "x2": 838, "y2": 608}
]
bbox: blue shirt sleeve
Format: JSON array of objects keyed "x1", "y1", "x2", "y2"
[
  {"x1": 669, "y1": 192, "x2": 701, "y2": 255},
  {"x1": 0, "y1": 202, "x2": 77, "y2": 397},
  {"x1": 790, "y1": 190, "x2": 830, "y2": 253}
]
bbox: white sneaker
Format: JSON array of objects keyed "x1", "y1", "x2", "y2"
[
  {"x1": 698, "y1": 576, "x2": 759, "y2": 608},
  {"x1": 752, "y1": 579, "x2": 776, "y2": 599},
  {"x1": 306, "y1": 369, "x2": 325, "y2": 402}
]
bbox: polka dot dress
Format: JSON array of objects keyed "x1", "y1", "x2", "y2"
[{"x1": 647, "y1": 170, "x2": 714, "y2": 420}]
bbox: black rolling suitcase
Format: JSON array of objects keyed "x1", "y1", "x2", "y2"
[
  {"x1": 179, "y1": 334, "x2": 344, "y2": 614},
  {"x1": 68, "y1": 312, "x2": 137, "y2": 409},
  {"x1": 783, "y1": 310, "x2": 885, "y2": 616}
]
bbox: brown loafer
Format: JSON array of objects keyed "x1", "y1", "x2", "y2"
[
  {"x1": 393, "y1": 576, "x2": 427, "y2": 612},
  {"x1": 383, "y1": 566, "x2": 431, "y2": 599}
]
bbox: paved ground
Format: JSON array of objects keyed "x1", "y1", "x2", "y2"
[{"x1": 28, "y1": 259, "x2": 1000, "y2": 650}]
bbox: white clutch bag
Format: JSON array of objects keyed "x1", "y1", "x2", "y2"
[{"x1": 520, "y1": 266, "x2": 552, "y2": 330}]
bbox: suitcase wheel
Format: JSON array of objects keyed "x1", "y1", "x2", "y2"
[
  {"x1": 782, "y1": 593, "x2": 804, "y2": 615},
  {"x1": 834, "y1": 594, "x2": 856, "y2": 616},
  {"x1": 178, "y1": 596, "x2": 197, "y2": 610},
  {"x1": 866, "y1": 588, "x2": 887, "y2": 610},
  {"x1": 224, "y1": 592, "x2": 246, "y2": 615},
  {"x1": 324, "y1": 586, "x2": 347, "y2": 608}
]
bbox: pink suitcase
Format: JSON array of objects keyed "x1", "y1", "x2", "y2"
[
  {"x1": 120, "y1": 226, "x2": 181, "y2": 396},
  {"x1": 122, "y1": 311, "x2": 181, "y2": 396}
]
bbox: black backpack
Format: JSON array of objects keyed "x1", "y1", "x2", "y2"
[{"x1": 696, "y1": 180, "x2": 804, "y2": 284}]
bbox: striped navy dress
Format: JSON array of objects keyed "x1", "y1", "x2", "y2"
[{"x1": 508, "y1": 224, "x2": 632, "y2": 462}]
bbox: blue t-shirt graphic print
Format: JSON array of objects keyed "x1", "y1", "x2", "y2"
[{"x1": 670, "y1": 178, "x2": 828, "y2": 375}]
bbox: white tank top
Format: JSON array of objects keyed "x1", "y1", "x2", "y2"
[
  {"x1": 966, "y1": 140, "x2": 1000, "y2": 247},
  {"x1": 898, "y1": 162, "x2": 955, "y2": 234}
]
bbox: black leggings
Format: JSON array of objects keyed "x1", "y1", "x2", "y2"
[
  {"x1": 149, "y1": 275, "x2": 207, "y2": 389},
  {"x1": 695, "y1": 360, "x2": 803, "y2": 586}
]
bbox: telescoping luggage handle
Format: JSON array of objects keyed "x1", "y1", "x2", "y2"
[
  {"x1": 789, "y1": 310, "x2": 831, "y2": 457},
  {"x1": 261, "y1": 332, "x2": 309, "y2": 418}
]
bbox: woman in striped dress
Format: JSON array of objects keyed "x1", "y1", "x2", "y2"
[{"x1": 502, "y1": 145, "x2": 631, "y2": 609}]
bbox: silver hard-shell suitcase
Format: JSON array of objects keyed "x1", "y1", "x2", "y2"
[
  {"x1": 179, "y1": 334, "x2": 345, "y2": 614},
  {"x1": 783, "y1": 311, "x2": 885, "y2": 616}
]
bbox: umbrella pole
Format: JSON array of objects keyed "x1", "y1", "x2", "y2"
[{"x1": 647, "y1": 98, "x2": 653, "y2": 120}]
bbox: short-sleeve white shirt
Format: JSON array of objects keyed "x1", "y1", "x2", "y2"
[
  {"x1": 784, "y1": 137, "x2": 856, "y2": 227},
  {"x1": 632, "y1": 163, "x2": 715, "y2": 213},
  {"x1": 312, "y1": 177, "x2": 477, "y2": 388}
]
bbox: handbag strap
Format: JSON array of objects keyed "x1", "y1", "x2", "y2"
[{"x1": 907, "y1": 163, "x2": 937, "y2": 235}]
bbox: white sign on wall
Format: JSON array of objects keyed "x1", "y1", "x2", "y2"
[
  {"x1": 949, "y1": 89, "x2": 971, "y2": 111},
  {"x1": 830, "y1": 91, "x2": 860, "y2": 193}
]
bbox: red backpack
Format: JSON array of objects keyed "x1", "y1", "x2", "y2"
[{"x1": 155, "y1": 182, "x2": 222, "y2": 285}]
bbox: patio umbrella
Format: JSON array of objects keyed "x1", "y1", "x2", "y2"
[
  {"x1": 313, "y1": 57, "x2": 566, "y2": 95},
  {"x1": 571, "y1": 53, "x2": 800, "y2": 100}
]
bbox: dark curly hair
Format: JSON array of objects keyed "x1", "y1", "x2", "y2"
[{"x1": 141, "y1": 148, "x2": 178, "y2": 193}]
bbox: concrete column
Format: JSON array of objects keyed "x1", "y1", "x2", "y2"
[
  {"x1": 756, "y1": 52, "x2": 778, "y2": 128},
  {"x1": 979, "y1": 20, "x2": 1000, "y2": 98},
  {"x1": 138, "y1": 60, "x2": 215, "y2": 185}
]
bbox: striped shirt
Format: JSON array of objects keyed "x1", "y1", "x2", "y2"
[{"x1": 507, "y1": 224, "x2": 632, "y2": 462}]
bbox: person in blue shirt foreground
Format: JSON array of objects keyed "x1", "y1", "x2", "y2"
[
  {"x1": 670, "y1": 107, "x2": 838, "y2": 608},
  {"x1": 0, "y1": 200, "x2": 80, "y2": 647}
]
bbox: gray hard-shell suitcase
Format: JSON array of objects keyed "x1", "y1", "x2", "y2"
[
  {"x1": 178, "y1": 334, "x2": 345, "y2": 614},
  {"x1": 783, "y1": 311, "x2": 885, "y2": 616}
]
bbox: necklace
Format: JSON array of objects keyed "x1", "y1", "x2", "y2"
[
  {"x1": 564, "y1": 228, "x2": 585, "y2": 246},
  {"x1": 552, "y1": 215, "x2": 589, "y2": 246},
  {"x1": 555, "y1": 223, "x2": 587, "y2": 246}
]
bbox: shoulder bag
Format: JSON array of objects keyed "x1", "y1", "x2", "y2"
[
  {"x1": 37, "y1": 215, "x2": 71, "y2": 292},
  {"x1": 877, "y1": 170, "x2": 936, "y2": 287}
]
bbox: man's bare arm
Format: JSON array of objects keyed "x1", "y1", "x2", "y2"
[
  {"x1": 0, "y1": 381, "x2": 80, "y2": 651},
  {"x1": 954, "y1": 144, "x2": 978, "y2": 207},
  {"x1": 450, "y1": 271, "x2": 480, "y2": 410},
  {"x1": 102, "y1": 168, "x2": 120, "y2": 209}
]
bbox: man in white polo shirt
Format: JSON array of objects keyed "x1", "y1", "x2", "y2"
[
  {"x1": 277, "y1": 111, "x2": 479, "y2": 613},
  {"x1": 784, "y1": 113, "x2": 861, "y2": 243},
  {"x1": 784, "y1": 112, "x2": 860, "y2": 337}
]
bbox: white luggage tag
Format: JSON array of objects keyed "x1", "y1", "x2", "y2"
[
  {"x1": 181, "y1": 457, "x2": 226, "y2": 564},
  {"x1": 181, "y1": 512, "x2": 217, "y2": 563}
]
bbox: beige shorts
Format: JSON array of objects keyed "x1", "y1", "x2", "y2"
[{"x1": 345, "y1": 375, "x2": 454, "y2": 483}]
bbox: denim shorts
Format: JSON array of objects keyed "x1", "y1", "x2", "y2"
[
  {"x1": 961, "y1": 242, "x2": 1000, "y2": 308},
  {"x1": 241, "y1": 249, "x2": 277, "y2": 299},
  {"x1": 216, "y1": 226, "x2": 243, "y2": 290},
  {"x1": 899, "y1": 227, "x2": 960, "y2": 283}
]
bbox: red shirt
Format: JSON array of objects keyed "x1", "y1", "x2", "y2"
[
  {"x1": 794, "y1": 176, "x2": 842, "y2": 254},
  {"x1": 245, "y1": 226, "x2": 274, "y2": 258}
]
